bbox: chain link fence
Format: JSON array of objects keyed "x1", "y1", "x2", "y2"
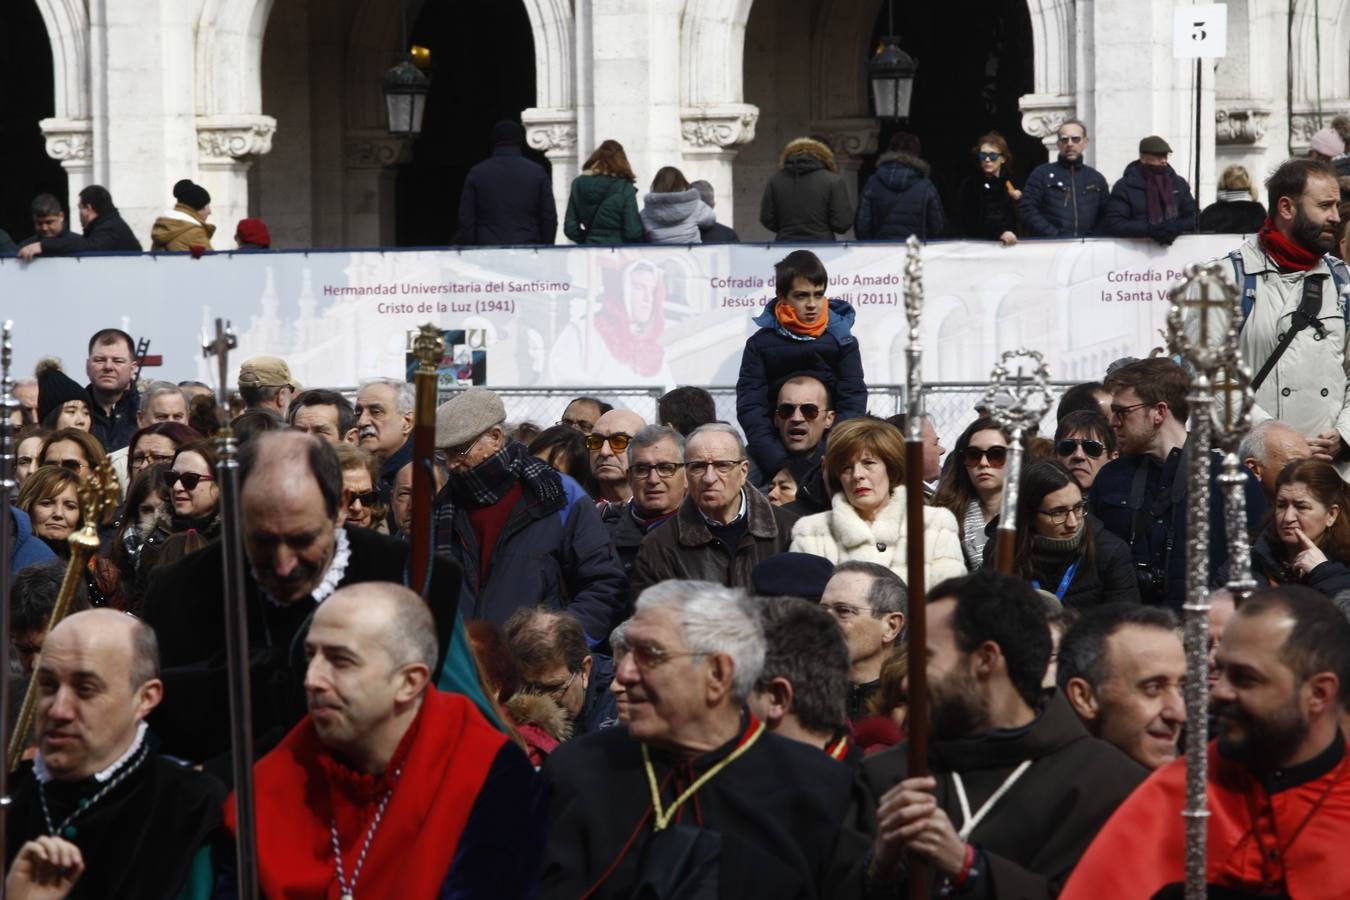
[{"x1": 408, "y1": 381, "x2": 1081, "y2": 450}]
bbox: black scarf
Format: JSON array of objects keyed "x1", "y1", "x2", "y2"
[{"x1": 434, "y1": 441, "x2": 565, "y2": 549}]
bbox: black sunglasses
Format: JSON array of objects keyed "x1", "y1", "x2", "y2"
[
  {"x1": 776, "y1": 403, "x2": 821, "y2": 421},
  {"x1": 344, "y1": 489, "x2": 379, "y2": 507},
  {"x1": 1056, "y1": 438, "x2": 1106, "y2": 459},
  {"x1": 963, "y1": 446, "x2": 1008, "y2": 467},
  {"x1": 165, "y1": 471, "x2": 215, "y2": 491},
  {"x1": 977, "y1": 151, "x2": 1002, "y2": 161}
]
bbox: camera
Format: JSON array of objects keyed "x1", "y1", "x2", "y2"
[{"x1": 1135, "y1": 562, "x2": 1167, "y2": 598}]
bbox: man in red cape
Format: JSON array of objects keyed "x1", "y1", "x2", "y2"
[
  {"x1": 224, "y1": 581, "x2": 543, "y2": 898},
  {"x1": 1063, "y1": 586, "x2": 1350, "y2": 899}
]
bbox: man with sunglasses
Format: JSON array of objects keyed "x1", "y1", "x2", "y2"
[
  {"x1": 770, "y1": 375, "x2": 837, "y2": 513},
  {"x1": 588, "y1": 408, "x2": 646, "y2": 510},
  {"x1": 1053, "y1": 410, "x2": 1116, "y2": 495},
  {"x1": 1018, "y1": 119, "x2": 1109, "y2": 238},
  {"x1": 600, "y1": 425, "x2": 687, "y2": 583},
  {"x1": 432, "y1": 388, "x2": 626, "y2": 647}
]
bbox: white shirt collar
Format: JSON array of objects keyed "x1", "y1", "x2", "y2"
[
  {"x1": 698, "y1": 488, "x2": 747, "y2": 528},
  {"x1": 256, "y1": 527, "x2": 352, "y2": 607},
  {"x1": 35, "y1": 721, "x2": 148, "y2": 784}
]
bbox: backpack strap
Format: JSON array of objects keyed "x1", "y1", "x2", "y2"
[
  {"x1": 1325, "y1": 254, "x2": 1350, "y2": 326},
  {"x1": 1229, "y1": 248, "x2": 1257, "y2": 331}
]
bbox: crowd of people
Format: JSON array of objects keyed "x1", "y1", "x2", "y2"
[{"x1": 4, "y1": 154, "x2": 1350, "y2": 897}]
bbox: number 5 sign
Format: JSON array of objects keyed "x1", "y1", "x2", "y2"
[{"x1": 1174, "y1": 4, "x2": 1228, "y2": 58}]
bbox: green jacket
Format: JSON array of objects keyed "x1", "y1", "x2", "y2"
[{"x1": 563, "y1": 174, "x2": 643, "y2": 244}]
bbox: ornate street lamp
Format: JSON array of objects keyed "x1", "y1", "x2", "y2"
[
  {"x1": 383, "y1": 53, "x2": 430, "y2": 138},
  {"x1": 868, "y1": 37, "x2": 917, "y2": 121}
]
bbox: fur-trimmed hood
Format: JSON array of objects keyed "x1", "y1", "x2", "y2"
[
  {"x1": 873, "y1": 152, "x2": 931, "y2": 192},
  {"x1": 507, "y1": 691, "x2": 573, "y2": 743},
  {"x1": 779, "y1": 137, "x2": 838, "y2": 173}
]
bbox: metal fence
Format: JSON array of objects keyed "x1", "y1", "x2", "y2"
[{"x1": 410, "y1": 381, "x2": 1081, "y2": 451}]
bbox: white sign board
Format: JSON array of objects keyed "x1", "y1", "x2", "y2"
[{"x1": 1174, "y1": 4, "x2": 1228, "y2": 59}]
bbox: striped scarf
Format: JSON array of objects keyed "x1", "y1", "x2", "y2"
[{"x1": 433, "y1": 441, "x2": 564, "y2": 551}]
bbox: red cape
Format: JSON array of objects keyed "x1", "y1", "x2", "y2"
[
  {"x1": 1062, "y1": 739, "x2": 1350, "y2": 899},
  {"x1": 225, "y1": 688, "x2": 506, "y2": 899}
]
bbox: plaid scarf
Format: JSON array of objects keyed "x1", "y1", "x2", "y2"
[{"x1": 434, "y1": 441, "x2": 564, "y2": 551}]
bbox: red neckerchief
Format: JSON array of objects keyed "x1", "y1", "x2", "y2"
[
  {"x1": 227, "y1": 689, "x2": 507, "y2": 899},
  {"x1": 1258, "y1": 218, "x2": 1323, "y2": 272}
]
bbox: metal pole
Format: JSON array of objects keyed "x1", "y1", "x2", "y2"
[
  {"x1": 0, "y1": 321, "x2": 16, "y2": 870},
  {"x1": 409, "y1": 325, "x2": 445, "y2": 597},
  {"x1": 204, "y1": 320, "x2": 259, "y2": 900},
  {"x1": 981, "y1": 351, "x2": 1055, "y2": 575}
]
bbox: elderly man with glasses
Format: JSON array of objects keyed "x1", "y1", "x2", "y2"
[
  {"x1": 631, "y1": 423, "x2": 797, "y2": 594},
  {"x1": 540, "y1": 580, "x2": 869, "y2": 899},
  {"x1": 600, "y1": 425, "x2": 688, "y2": 584},
  {"x1": 431, "y1": 387, "x2": 627, "y2": 647},
  {"x1": 1018, "y1": 119, "x2": 1109, "y2": 238},
  {"x1": 505, "y1": 606, "x2": 619, "y2": 738},
  {"x1": 588, "y1": 408, "x2": 648, "y2": 510}
]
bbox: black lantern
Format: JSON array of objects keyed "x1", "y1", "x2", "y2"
[
  {"x1": 383, "y1": 54, "x2": 430, "y2": 138},
  {"x1": 869, "y1": 37, "x2": 917, "y2": 121}
]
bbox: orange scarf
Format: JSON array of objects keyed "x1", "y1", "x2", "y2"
[{"x1": 774, "y1": 300, "x2": 829, "y2": 337}]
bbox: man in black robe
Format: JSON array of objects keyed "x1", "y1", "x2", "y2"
[
  {"x1": 858, "y1": 570, "x2": 1146, "y2": 898},
  {"x1": 5, "y1": 609, "x2": 223, "y2": 899},
  {"x1": 541, "y1": 580, "x2": 869, "y2": 899},
  {"x1": 141, "y1": 430, "x2": 470, "y2": 769}
]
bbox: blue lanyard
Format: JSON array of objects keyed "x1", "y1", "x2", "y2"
[{"x1": 1032, "y1": 559, "x2": 1080, "y2": 601}]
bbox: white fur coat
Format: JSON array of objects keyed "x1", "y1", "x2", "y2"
[{"x1": 789, "y1": 487, "x2": 967, "y2": 590}]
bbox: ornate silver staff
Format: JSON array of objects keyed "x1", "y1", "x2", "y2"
[
  {"x1": 900, "y1": 236, "x2": 931, "y2": 900},
  {"x1": 203, "y1": 320, "x2": 259, "y2": 900},
  {"x1": 1167, "y1": 262, "x2": 1238, "y2": 900},
  {"x1": 0, "y1": 321, "x2": 16, "y2": 869},
  {"x1": 980, "y1": 349, "x2": 1055, "y2": 573}
]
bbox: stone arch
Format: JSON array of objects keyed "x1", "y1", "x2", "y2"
[
  {"x1": 31, "y1": 0, "x2": 87, "y2": 120},
  {"x1": 810, "y1": 0, "x2": 882, "y2": 120},
  {"x1": 1288, "y1": 0, "x2": 1350, "y2": 153},
  {"x1": 1017, "y1": 0, "x2": 1076, "y2": 149},
  {"x1": 520, "y1": 0, "x2": 574, "y2": 110},
  {"x1": 345, "y1": 0, "x2": 404, "y2": 134},
  {"x1": 681, "y1": 0, "x2": 756, "y2": 108},
  {"x1": 196, "y1": 0, "x2": 277, "y2": 117}
]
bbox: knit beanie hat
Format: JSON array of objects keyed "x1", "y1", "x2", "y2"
[
  {"x1": 1310, "y1": 127, "x2": 1345, "y2": 159},
  {"x1": 36, "y1": 358, "x2": 93, "y2": 426},
  {"x1": 491, "y1": 120, "x2": 525, "y2": 146},
  {"x1": 234, "y1": 218, "x2": 271, "y2": 248},
  {"x1": 173, "y1": 179, "x2": 211, "y2": 211}
]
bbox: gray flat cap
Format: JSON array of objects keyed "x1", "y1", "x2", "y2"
[{"x1": 436, "y1": 387, "x2": 506, "y2": 448}]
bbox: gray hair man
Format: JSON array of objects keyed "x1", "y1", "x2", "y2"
[
  {"x1": 541, "y1": 580, "x2": 869, "y2": 898},
  {"x1": 631, "y1": 423, "x2": 798, "y2": 593},
  {"x1": 1239, "y1": 419, "x2": 1312, "y2": 500},
  {"x1": 237, "y1": 356, "x2": 298, "y2": 414},
  {"x1": 820, "y1": 561, "x2": 906, "y2": 721},
  {"x1": 354, "y1": 378, "x2": 415, "y2": 490},
  {"x1": 137, "y1": 381, "x2": 190, "y2": 426},
  {"x1": 600, "y1": 424, "x2": 687, "y2": 580}
]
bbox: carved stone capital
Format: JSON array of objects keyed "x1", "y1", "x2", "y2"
[
  {"x1": 806, "y1": 118, "x2": 879, "y2": 162},
  {"x1": 196, "y1": 115, "x2": 277, "y2": 165},
  {"x1": 1215, "y1": 104, "x2": 1272, "y2": 146},
  {"x1": 1018, "y1": 94, "x2": 1074, "y2": 146},
  {"x1": 680, "y1": 104, "x2": 759, "y2": 154},
  {"x1": 39, "y1": 118, "x2": 92, "y2": 165},
  {"x1": 522, "y1": 108, "x2": 578, "y2": 156},
  {"x1": 343, "y1": 130, "x2": 406, "y2": 169},
  {"x1": 1289, "y1": 105, "x2": 1350, "y2": 154}
]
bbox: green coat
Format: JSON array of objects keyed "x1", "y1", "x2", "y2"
[{"x1": 563, "y1": 174, "x2": 643, "y2": 244}]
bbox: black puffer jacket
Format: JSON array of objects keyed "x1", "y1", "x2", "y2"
[
  {"x1": 454, "y1": 145, "x2": 557, "y2": 245},
  {"x1": 854, "y1": 152, "x2": 943, "y2": 241},
  {"x1": 1198, "y1": 198, "x2": 1267, "y2": 234},
  {"x1": 1103, "y1": 160, "x2": 1198, "y2": 242},
  {"x1": 957, "y1": 173, "x2": 1019, "y2": 240},
  {"x1": 759, "y1": 138, "x2": 854, "y2": 241},
  {"x1": 1018, "y1": 156, "x2": 1108, "y2": 238}
]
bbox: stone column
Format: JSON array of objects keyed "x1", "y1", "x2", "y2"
[
  {"x1": 1214, "y1": 103, "x2": 1272, "y2": 191},
  {"x1": 679, "y1": 104, "x2": 758, "y2": 230},
  {"x1": 39, "y1": 118, "x2": 96, "y2": 207},
  {"x1": 523, "y1": 108, "x2": 578, "y2": 243},
  {"x1": 342, "y1": 130, "x2": 406, "y2": 248},
  {"x1": 196, "y1": 114, "x2": 277, "y2": 246},
  {"x1": 808, "y1": 117, "x2": 880, "y2": 222},
  {"x1": 1018, "y1": 96, "x2": 1075, "y2": 155}
]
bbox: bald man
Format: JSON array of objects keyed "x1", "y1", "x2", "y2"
[
  {"x1": 589, "y1": 408, "x2": 648, "y2": 507},
  {"x1": 5, "y1": 610, "x2": 224, "y2": 900},
  {"x1": 232, "y1": 583, "x2": 544, "y2": 898},
  {"x1": 142, "y1": 431, "x2": 483, "y2": 768}
]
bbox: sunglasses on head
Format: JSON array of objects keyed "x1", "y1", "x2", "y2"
[
  {"x1": 776, "y1": 403, "x2": 821, "y2": 421},
  {"x1": 165, "y1": 471, "x2": 215, "y2": 491},
  {"x1": 1056, "y1": 438, "x2": 1106, "y2": 458},
  {"x1": 585, "y1": 432, "x2": 632, "y2": 452},
  {"x1": 977, "y1": 151, "x2": 1002, "y2": 161},
  {"x1": 963, "y1": 446, "x2": 1008, "y2": 467}
]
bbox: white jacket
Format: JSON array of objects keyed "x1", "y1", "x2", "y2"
[{"x1": 789, "y1": 487, "x2": 967, "y2": 591}]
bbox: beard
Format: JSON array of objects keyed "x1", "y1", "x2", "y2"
[
  {"x1": 1213, "y1": 696, "x2": 1309, "y2": 775},
  {"x1": 928, "y1": 664, "x2": 990, "y2": 741},
  {"x1": 1291, "y1": 205, "x2": 1336, "y2": 255}
]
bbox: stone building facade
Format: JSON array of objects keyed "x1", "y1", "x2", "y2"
[{"x1": 28, "y1": 0, "x2": 1343, "y2": 247}]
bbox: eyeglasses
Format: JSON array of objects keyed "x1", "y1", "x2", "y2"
[
  {"x1": 344, "y1": 489, "x2": 379, "y2": 508},
  {"x1": 1057, "y1": 135, "x2": 1084, "y2": 144},
  {"x1": 444, "y1": 431, "x2": 488, "y2": 458},
  {"x1": 1109, "y1": 401, "x2": 1153, "y2": 421},
  {"x1": 627, "y1": 643, "x2": 704, "y2": 670},
  {"x1": 977, "y1": 151, "x2": 1002, "y2": 161},
  {"x1": 131, "y1": 451, "x2": 176, "y2": 468},
  {"x1": 522, "y1": 670, "x2": 579, "y2": 701},
  {"x1": 49, "y1": 459, "x2": 89, "y2": 473},
  {"x1": 962, "y1": 446, "x2": 1008, "y2": 467},
  {"x1": 164, "y1": 471, "x2": 215, "y2": 491},
  {"x1": 1055, "y1": 438, "x2": 1106, "y2": 459},
  {"x1": 558, "y1": 417, "x2": 595, "y2": 434},
  {"x1": 775, "y1": 403, "x2": 822, "y2": 420},
  {"x1": 631, "y1": 462, "x2": 680, "y2": 479},
  {"x1": 1038, "y1": 500, "x2": 1088, "y2": 525},
  {"x1": 585, "y1": 432, "x2": 632, "y2": 453},
  {"x1": 684, "y1": 459, "x2": 745, "y2": 477}
]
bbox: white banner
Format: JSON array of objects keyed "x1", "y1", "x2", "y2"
[{"x1": 0, "y1": 235, "x2": 1238, "y2": 391}]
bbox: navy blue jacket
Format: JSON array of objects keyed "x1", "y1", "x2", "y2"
[
  {"x1": 577, "y1": 652, "x2": 619, "y2": 736},
  {"x1": 1089, "y1": 446, "x2": 1266, "y2": 609},
  {"x1": 1018, "y1": 156, "x2": 1109, "y2": 238},
  {"x1": 7, "y1": 507, "x2": 57, "y2": 582},
  {"x1": 455, "y1": 145, "x2": 558, "y2": 246},
  {"x1": 854, "y1": 152, "x2": 943, "y2": 241},
  {"x1": 1102, "y1": 161, "x2": 1198, "y2": 240},
  {"x1": 435, "y1": 472, "x2": 627, "y2": 648},
  {"x1": 87, "y1": 383, "x2": 139, "y2": 452},
  {"x1": 736, "y1": 299, "x2": 867, "y2": 478}
]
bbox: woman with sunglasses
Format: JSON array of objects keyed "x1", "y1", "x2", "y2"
[
  {"x1": 335, "y1": 443, "x2": 385, "y2": 531},
  {"x1": 984, "y1": 460, "x2": 1138, "y2": 608},
  {"x1": 136, "y1": 440, "x2": 221, "y2": 580},
  {"x1": 934, "y1": 417, "x2": 1013, "y2": 570},
  {"x1": 957, "y1": 131, "x2": 1021, "y2": 245},
  {"x1": 790, "y1": 417, "x2": 966, "y2": 590},
  {"x1": 16, "y1": 465, "x2": 124, "y2": 607},
  {"x1": 1248, "y1": 459, "x2": 1350, "y2": 599},
  {"x1": 38, "y1": 427, "x2": 107, "y2": 484},
  {"x1": 1053, "y1": 410, "x2": 1117, "y2": 496}
]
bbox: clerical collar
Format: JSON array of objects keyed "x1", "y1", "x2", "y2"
[
  {"x1": 258, "y1": 527, "x2": 351, "y2": 607},
  {"x1": 1261, "y1": 729, "x2": 1346, "y2": 794},
  {"x1": 35, "y1": 721, "x2": 148, "y2": 785},
  {"x1": 698, "y1": 489, "x2": 747, "y2": 529}
]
